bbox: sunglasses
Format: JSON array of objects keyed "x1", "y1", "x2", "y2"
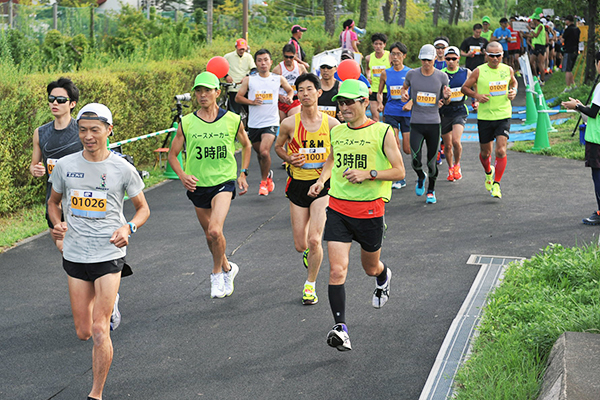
[
  {"x1": 320, "y1": 65, "x2": 334, "y2": 69},
  {"x1": 284, "y1": 55, "x2": 295, "y2": 59},
  {"x1": 487, "y1": 53, "x2": 502, "y2": 58},
  {"x1": 337, "y1": 98, "x2": 365, "y2": 107},
  {"x1": 48, "y1": 95, "x2": 70, "y2": 104},
  {"x1": 445, "y1": 57, "x2": 458, "y2": 61}
]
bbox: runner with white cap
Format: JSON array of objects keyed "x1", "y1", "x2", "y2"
[
  {"x1": 318, "y1": 55, "x2": 342, "y2": 121},
  {"x1": 433, "y1": 37, "x2": 449, "y2": 70}
]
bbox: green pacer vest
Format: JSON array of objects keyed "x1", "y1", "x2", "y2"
[
  {"x1": 329, "y1": 122, "x2": 392, "y2": 202},
  {"x1": 531, "y1": 24, "x2": 546, "y2": 46},
  {"x1": 476, "y1": 63, "x2": 512, "y2": 121},
  {"x1": 586, "y1": 85, "x2": 600, "y2": 144},
  {"x1": 182, "y1": 110, "x2": 240, "y2": 187}
]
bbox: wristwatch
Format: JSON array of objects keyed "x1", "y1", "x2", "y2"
[
  {"x1": 370, "y1": 170, "x2": 377, "y2": 181},
  {"x1": 241, "y1": 168, "x2": 248, "y2": 176},
  {"x1": 128, "y1": 222, "x2": 137, "y2": 234}
]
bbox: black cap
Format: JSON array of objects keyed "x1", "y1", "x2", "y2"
[{"x1": 565, "y1": 15, "x2": 575, "y2": 22}]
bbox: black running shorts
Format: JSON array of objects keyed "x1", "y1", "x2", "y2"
[
  {"x1": 63, "y1": 257, "x2": 127, "y2": 282},
  {"x1": 477, "y1": 119, "x2": 510, "y2": 144},
  {"x1": 186, "y1": 180, "x2": 236, "y2": 209},
  {"x1": 585, "y1": 141, "x2": 600, "y2": 169},
  {"x1": 247, "y1": 126, "x2": 278, "y2": 144},
  {"x1": 285, "y1": 177, "x2": 330, "y2": 208},
  {"x1": 323, "y1": 207, "x2": 385, "y2": 252}
]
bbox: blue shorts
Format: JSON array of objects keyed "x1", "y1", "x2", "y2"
[
  {"x1": 186, "y1": 180, "x2": 236, "y2": 209},
  {"x1": 384, "y1": 115, "x2": 411, "y2": 134}
]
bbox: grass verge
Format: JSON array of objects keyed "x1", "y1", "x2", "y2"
[
  {"x1": 454, "y1": 242, "x2": 600, "y2": 399},
  {"x1": 0, "y1": 165, "x2": 168, "y2": 253}
]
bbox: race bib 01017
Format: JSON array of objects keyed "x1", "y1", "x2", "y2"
[
  {"x1": 416, "y1": 91, "x2": 437, "y2": 107},
  {"x1": 489, "y1": 80, "x2": 508, "y2": 96},
  {"x1": 70, "y1": 189, "x2": 107, "y2": 219},
  {"x1": 255, "y1": 91, "x2": 273, "y2": 104}
]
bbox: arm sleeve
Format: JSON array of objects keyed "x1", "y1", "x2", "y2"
[{"x1": 578, "y1": 104, "x2": 600, "y2": 119}]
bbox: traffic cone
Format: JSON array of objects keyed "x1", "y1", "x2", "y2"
[
  {"x1": 533, "y1": 78, "x2": 557, "y2": 133},
  {"x1": 529, "y1": 107, "x2": 551, "y2": 151},
  {"x1": 523, "y1": 84, "x2": 538, "y2": 126},
  {"x1": 164, "y1": 122, "x2": 182, "y2": 179}
]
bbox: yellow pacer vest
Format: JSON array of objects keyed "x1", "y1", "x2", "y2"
[
  {"x1": 287, "y1": 112, "x2": 331, "y2": 180},
  {"x1": 369, "y1": 51, "x2": 390, "y2": 94},
  {"x1": 182, "y1": 110, "x2": 240, "y2": 187},
  {"x1": 476, "y1": 63, "x2": 512, "y2": 121},
  {"x1": 329, "y1": 122, "x2": 392, "y2": 202}
]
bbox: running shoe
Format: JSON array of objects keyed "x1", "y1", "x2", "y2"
[
  {"x1": 436, "y1": 149, "x2": 442, "y2": 165},
  {"x1": 373, "y1": 268, "x2": 392, "y2": 308},
  {"x1": 258, "y1": 181, "x2": 269, "y2": 196},
  {"x1": 391, "y1": 179, "x2": 406, "y2": 189},
  {"x1": 453, "y1": 164, "x2": 462, "y2": 181},
  {"x1": 267, "y1": 170, "x2": 275, "y2": 192},
  {"x1": 327, "y1": 323, "x2": 352, "y2": 351},
  {"x1": 491, "y1": 182, "x2": 502, "y2": 198},
  {"x1": 302, "y1": 248, "x2": 309, "y2": 269},
  {"x1": 485, "y1": 166, "x2": 495, "y2": 191},
  {"x1": 583, "y1": 211, "x2": 600, "y2": 225},
  {"x1": 440, "y1": 143, "x2": 445, "y2": 159},
  {"x1": 210, "y1": 273, "x2": 226, "y2": 298},
  {"x1": 426, "y1": 191, "x2": 437, "y2": 204},
  {"x1": 110, "y1": 293, "x2": 121, "y2": 331},
  {"x1": 415, "y1": 172, "x2": 427, "y2": 196},
  {"x1": 447, "y1": 168, "x2": 454, "y2": 182},
  {"x1": 302, "y1": 283, "x2": 318, "y2": 305},
  {"x1": 223, "y1": 262, "x2": 239, "y2": 296}
]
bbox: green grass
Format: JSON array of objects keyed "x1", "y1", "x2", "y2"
[
  {"x1": 0, "y1": 165, "x2": 168, "y2": 253},
  {"x1": 454, "y1": 243, "x2": 600, "y2": 399}
]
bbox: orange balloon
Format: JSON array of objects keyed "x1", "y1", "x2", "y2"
[
  {"x1": 206, "y1": 56, "x2": 230, "y2": 78},
  {"x1": 337, "y1": 59, "x2": 361, "y2": 81}
]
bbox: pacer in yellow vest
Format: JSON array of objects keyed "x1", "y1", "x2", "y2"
[
  {"x1": 462, "y1": 41, "x2": 517, "y2": 199},
  {"x1": 275, "y1": 73, "x2": 340, "y2": 306},
  {"x1": 168, "y1": 71, "x2": 252, "y2": 299},
  {"x1": 308, "y1": 79, "x2": 405, "y2": 351}
]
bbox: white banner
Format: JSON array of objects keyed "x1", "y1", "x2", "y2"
[
  {"x1": 519, "y1": 54, "x2": 535, "y2": 89},
  {"x1": 543, "y1": 9, "x2": 554, "y2": 16}
]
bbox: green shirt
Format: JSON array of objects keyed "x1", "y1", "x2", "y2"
[
  {"x1": 369, "y1": 51, "x2": 391, "y2": 94},
  {"x1": 329, "y1": 122, "x2": 392, "y2": 202},
  {"x1": 476, "y1": 63, "x2": 513, "y2": 121},
  {"x1": 531, "y1": 24, "x2": 546, "y2": 46},
  {"x1": 585, "y1": 84, "x2": 600, "y2": 144},
  {"x1": 182, "y1": 110, "x2": 240, "y2": 187}
]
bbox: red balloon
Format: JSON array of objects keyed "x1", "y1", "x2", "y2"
[
  {"x1": 337, "y1": 59, "x2": 361, "y2": 81},
  {"x1": 206, "y1": 56, "x2": 230, "y2": 78}
]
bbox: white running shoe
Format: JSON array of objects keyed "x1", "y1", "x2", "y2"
[
  {"x1": 327, "y1": 323, "x2": 352, "y2": 351},
  {"x1": 210, "y1": 273, "x2": 226, "y2": 298},
  {"x1": 223, "y1": 262, "x2": 239, "y2": 296},
  {"x1": 110, "y1": 293, "x2": 121, "y2": 331},
  {"x1": 372, "y1": 268, "x2": 392, "y2": 308}
]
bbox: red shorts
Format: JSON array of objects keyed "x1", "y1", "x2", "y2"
[{"x1": 278, "y1": 99, "x2": 301, "y2": 114}]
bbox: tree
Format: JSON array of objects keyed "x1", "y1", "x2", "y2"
[
  {"x1": 433, "y1": 0, "x2": 440, "y2": 27},
  {"x1": 585, "y1": 0, "x2": 598, "y2": 85},
  {"x1": 398, "y1": 0, "x2": 407, "y2": 27},
  {"x1": 324, "y1": 0, "x2": 335, "y2": 36},
  {"x1": 358, "y1": 0, "x2": 368, "y2": 29},
  {"x1": 192, "y1": 0, "x2": 225, "y2": 12}
]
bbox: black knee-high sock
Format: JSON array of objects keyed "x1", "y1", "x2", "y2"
[
  {"x1": 376, "y1": 263, "x2": 388, "y2": 286},
  {"x1": 328, "y1": 284, "x2": 346, "y2": 324},
  {"x1": 592, "y1": 168, "x2": 600, "y2": 210}
]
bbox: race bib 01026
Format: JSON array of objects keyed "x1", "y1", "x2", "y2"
[
  {"x1": 47, "y1": 158, "x2": 58, "y2": 176},
  {"x1": 255, "y1": 91, "x2": 273, "y2": 104},
  {"x1": 489, "y1": 80, "x2": 508, "y2": 96},
  {"x1": 389, "y1": 85, "x2": 403, "y2": 100},
  {"x1": 416, "y1": 91, "x2": 437, "y2": 107},
  {"x1": 70, "y1": 189, "x2": 107, "y2": 219}
]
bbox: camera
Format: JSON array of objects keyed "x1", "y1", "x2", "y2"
[{"x1": 174, "y1": 93, "x2": 191, "y2": 102}]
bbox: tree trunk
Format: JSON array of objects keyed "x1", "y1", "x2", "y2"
[
  {"x1": 397, "y1": 0, "x2": 406, "y2": 27},
  {"x1": 433, "y1": 0, "x2": 440, "y2": 27},
  {"x1": 382, "y1": 0, "x2": 392, "y2": 24},
  {"x1": 359, "y1": 0, "x2": 368, "y2": 29},
  {"x1": 454, "y1": 0, "x2": 461, "y2": 25},
  {"x1": 585, "y1": 0, "x2": 598, "y2": 85},
  {"x1": 447, "y1": 0, "x2": 455, "y2": 25},
  {"x1": 323, "y1": 0, "x2": 335, "y2": 36}
]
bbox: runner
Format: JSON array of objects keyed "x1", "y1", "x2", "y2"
[
  {"x1": 168, "y1": 72, "x2": 251, "y2": 298},
  {"x1": 491, "y1": 18, "x2": 511, "y2": 64},
  {"x1": 433, "y1": 37, "x2": 449, "y2": 70},
  {"x1": 47, "y1": 103, "x2": 150, "y2": 400},
  {"x1": 562, "y1": 51, "x2": 600, "y2": 225},
  {"x1": 460, "y1": 24, "x2": 489, "y2": 72},
  {"x1": 30, "y1": 77, "x2": 83, "y2": 252},
  {"x1": 529, "y1": 15, "x2": 547, "y2": 85},
  {"x1": 440, "y1": 46, "x2": 472, "y2": 182},
  {"x1": 289, "y1": 25, "x2": 310, "y2": 70},
  {"x1": 317, "y1": 55, "x2": 341, "y2": 121},
  {"x1": 507, "y1": 16, "x2": 523, "y2": 74},
  {"x1": 377, "y1": 41, "x2": 411, "y2": 189},
  {"x1": 272, "y1": 43, "x2": 307, "y2": 121},
  {"x1": 223, "y1": 38, "x2": 256, "y2": 115},
  {"x1": 307, "y1": 78, "x2": 405, "y2": 351},
  {"x1": 461, "y1": 41, "x2": 518, "y2": 199},
  {"x1": 561, "y1": 15, "x2": 580, "y2": 89},
  {"x1": 339, "y1": 19, "x2": 360, "y2": 53},
  {"x1": 274, "y1": 73, "x2": 340, "y2": 305},
  {"x1": 365, "y1": 33, "x2": 390, "y2": 122},
  {"x1": 481, "y1": 16, "x2": 493, "y2": 41},
  {"x1": 401, "y1": 44, "x2": 451, "y2": 204},
  {"x1": 236, "y1": 49, "x2": 294, "y2": 196}
]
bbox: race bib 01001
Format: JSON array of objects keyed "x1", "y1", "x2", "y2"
[
  {"x1": 70, "y1": 189, "x2": 107, "y2": 219},
  {"x1": 255, "y1": 91, "x2": 273, "y2": 104},
  {"x1": 318, "y1": 106, "x2": 336, "y2": 117},
  {"x1": 298, "y1": 147, "x2": 327, "y2": 169},
  {"x1": 47, "y1": 158, "x2": 58, "y2": 176},
  {"x1": 489, "y1": 80, "x2": 508, "y2": 96},
  {"x1": 416, "y1": 91, "x2": 436, "y2": 107},
  {"x1": 389, "y1": 85, "x2": 403, "y2": 100}
]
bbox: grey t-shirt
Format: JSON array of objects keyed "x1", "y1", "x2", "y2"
[
  {"x1": 49, "y1": 152, "x2": 145, "y2": 263},
  {"x1": 404, "y1": 68, "x2": 449, "y2": 124}
]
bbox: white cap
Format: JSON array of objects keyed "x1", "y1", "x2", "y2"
[
  {"x1": 77, "y1": 103, "x2": 113, "y2": 125},
  {"x1": 320, "y1": 55, "x2": 338, "y2": 68},
  {"x1": 540, "y1": 17, "x2": 547, "y2": 24},
  {"x1": 433, "y1": 39, "x2": 449, "y2": 48},
  {"x1": 444, "y1": 46, "x2": 460, "y2": 57},
  {"x1": 418, "y1": 44, "x2": 436, "y2": 60},
  {"x1": 547, "y1": 21, "x2": 554, "y2": 28}
]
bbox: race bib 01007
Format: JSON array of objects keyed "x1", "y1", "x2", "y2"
[
  {"x1": 70, "y1": 189, "x2": 107, "y2": 219},
  {"x1": 489, "y1": 80, "x2": 508, "y2": 96}
]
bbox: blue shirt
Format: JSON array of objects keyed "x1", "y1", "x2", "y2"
[
  {"x1": 493, "y1": 27, "x2": 512, "y2": 51},
  {"x1": 334, "y1": 72, "x2": 371, "y2": 88},
  {"x1": 384, "y1": 66, "x2": 411, "y2": 117}
]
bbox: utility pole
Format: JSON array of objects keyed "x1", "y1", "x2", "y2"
[
  {"x1": 207, "y1": 0, "x2": 213, "y2": 44},
  {"x1": 53, "y1": 2, "x2": 58, "y2": 30},
  {"x1": 243, "y1": 0, "x2": 248, "y2": 42}
]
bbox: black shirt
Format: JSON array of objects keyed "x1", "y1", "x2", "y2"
[
  {"x1": 318, "y1": 80, "x2": 341, "y2": 121},
  {"x1": 460, "y1": 36, "x2": 489, "y2": 71},
  {"x1": 289, "y1": 37, "x2": 306, "y2": 62},
  {"x1": 562, "y1": 24, "x2": 580, "y2": 54}
]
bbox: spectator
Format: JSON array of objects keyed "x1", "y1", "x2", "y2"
[
  {"x1": 340, "y1": 19, "x2": 360, "y2": 53},
  {"x1": 224, "y1": 38, "x2": 256, "y2": 115},
  {"x1": 460, "y1": 24, "x2": 489, "y2": 72},
  {"x1": 481, "y1": 16, "x2": 493, "y2": 41},
  {"x1": 562, "y1": 15, "x2": 580, "y2": 90},
  {"x1": 289, "y1": 25, "x2": 310, "y2": 70}
]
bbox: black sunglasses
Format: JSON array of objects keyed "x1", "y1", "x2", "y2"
[
  {"x1": 337, "y1": 98, "x2": 364, "y2": 107},
  {"x1": 320, "y1": 65, "x2": 334, "y2": 69},
  {"x1": 284, "y1": 55, "x2": 295, "y2": 59},
  {"x1": 487, "y1": 53, "x2": 502, "y2": 58},
  {"x1": 445, "y1": 57, "x2": 458, "y2": 61},
  {"x1": 48, "y1": 95, "x2": 70, "y2": 104}
]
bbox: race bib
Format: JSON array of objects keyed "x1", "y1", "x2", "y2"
[
  {"x1": 255, "y1": 91, "x2": 273, "y2": 104},
  {"x1": 298, "y1": 147, "x2": 327, "y2": 169},
  {"x1": 470, "y1": 46, "x2": 481, "y2": 55},
  {"x1": 70, "y1": 189, "x2": 107, "y2": 219},
  {"x1": 416, "y1": 91, "x2": 436, "y2": 107},
  {"x1": 509, "y1": 35, "x2": 517, "y2": 43},
  {"x1": 291, "y1": 85, "x2": 297, "y2": 94},
  {"x1": 489, "y1": 80, "x2": 508, "y2": 96},
  {"x1": 318, "y1": 106, "x2": 337, "y2": 117},
  {"x1": 450, "y1": 87, "x2": 464, "y2": 102},
  {"x1": 372, "y1": 66, "x2": 385, "y2": 78},
  {"x1": 389, "y1": 85, "x2": 403, "y2": 100},
  {"x1": 47, "y1": 158, "x2": 58, "y2": 176}
]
